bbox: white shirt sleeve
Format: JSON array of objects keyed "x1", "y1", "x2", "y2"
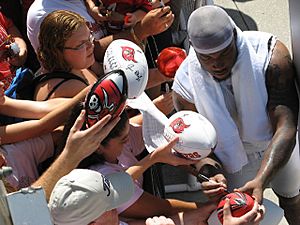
[{"x1": 172, "y1": 57, "x2": 195, "y2": 104}]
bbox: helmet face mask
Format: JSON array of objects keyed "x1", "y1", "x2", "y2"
[{"x1": 85, "y1": 69, "x2": 128, "y2": 127}]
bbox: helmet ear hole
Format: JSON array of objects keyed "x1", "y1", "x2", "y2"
[
  {"x1": 85, "y1": 70, "x2": 128, "y2": 128},
  {"x1": 103, "y1": 39, "x2": 148, "y2": 99}
]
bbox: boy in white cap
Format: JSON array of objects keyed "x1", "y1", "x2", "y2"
[
  {"x1": 48, "y1": 169, "x2": 134, "y2": 225},
  {"x1": 172, "y1": 5, "x2": 300, "y2": 225}
]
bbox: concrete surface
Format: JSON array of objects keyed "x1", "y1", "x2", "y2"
[{"x1": 214, "y1": 0, "x2": 291, "y2": 51}]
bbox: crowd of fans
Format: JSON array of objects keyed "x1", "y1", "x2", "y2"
[{"x1": 0, "y1": 1, "x2": 299, "y2": 225}]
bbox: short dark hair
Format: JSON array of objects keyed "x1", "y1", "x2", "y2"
[
  {"x1": 101, "y1": 111, "x2": 129, "y2": 146},
  {"x1": 79, "y1": 111, "x2": 129, "y2": 168}
]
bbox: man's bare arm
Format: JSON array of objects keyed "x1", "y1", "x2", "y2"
[
  {"x1": 257, "y1": 39, "x2": 298, "y2": 186},
  {"x1": 172, "y1": 91, "x2": 197, "y2": 112}
]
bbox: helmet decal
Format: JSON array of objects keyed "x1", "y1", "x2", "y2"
[
  {"x1": 169, "y1": 117, "x2": 190, "y2": 134},
  {"x1": 121, "y1": 46, "x2": 137, "y2": 63},
  {"x1": 85, "y1": 70, "x2": 128, "y2": 127}
]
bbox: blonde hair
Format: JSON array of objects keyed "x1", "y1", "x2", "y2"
[{"x1": 37, "y1": 10, "x2": 86, "y2": 72}]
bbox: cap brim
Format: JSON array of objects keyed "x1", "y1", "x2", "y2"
[{"x1": 105, "y1": 172, "x2": 134, "y2": 210}]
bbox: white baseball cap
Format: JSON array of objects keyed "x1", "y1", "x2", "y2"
[
  {"x1": 188, "y1": 5, "x2": 234, "y2": 54},
  {"x1": 49, "y1": 169, "x2": 134, "y2": 225}
]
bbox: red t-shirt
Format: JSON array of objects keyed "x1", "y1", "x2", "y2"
[
  {"x1": 102, "y1": 0, "x2": 152, "y2": 15},
  {"x1": 0, "y1": 12, "x2": 15, "y2": 90}
]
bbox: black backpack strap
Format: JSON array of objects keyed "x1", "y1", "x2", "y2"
[{"x1": 33, "y1": 72, "x2": 89, "y2": 100}]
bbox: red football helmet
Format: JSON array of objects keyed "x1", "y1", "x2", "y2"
[
  {"x1": 85, "y1": 70, "x2": 128, "y2": 127},
  {"x1": 217, "y1": 192, "x2": 254, "y2": 224}
]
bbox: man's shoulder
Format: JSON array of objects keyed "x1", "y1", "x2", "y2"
[
  {"x1": 243, "y1": 31, "x2": 275, "y2": 43},
  {"x1": 243, "y1": 31, "x2": 276, "y2": 54}
]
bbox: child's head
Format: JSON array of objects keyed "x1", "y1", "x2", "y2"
[
  {"x1": 79, "y1": 110, "x2": 129, "y2": 166},
  {"x1": 58, "y1": 103, "x2": 129, "y2": 168},
  {"x1": 95, "y1": 111, "x2": 130, "y2": 163},
  {"x1": 100, "y1": 111, "x2": 129, "y2": 147}
]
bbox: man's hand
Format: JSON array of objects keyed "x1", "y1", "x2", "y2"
[
  {"x1": 235, "y1": 178, "x2": 264, "y2": 203},
  {"x1": 223, "y1": 198, "x2": 265, "y2": 225},
  {"x1": 146, "y1": 68, "x2": 172, "y2": 90},
  {"x1": 201, "y1": 174, "x2": 228, "y2": 202}
]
